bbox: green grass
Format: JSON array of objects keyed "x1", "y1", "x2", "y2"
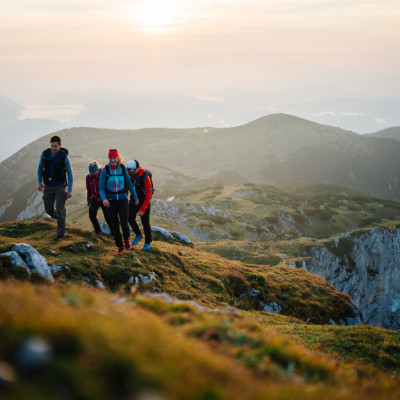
[{"x1": 1, "y1": 220, "x2": 400, "y2": 399}]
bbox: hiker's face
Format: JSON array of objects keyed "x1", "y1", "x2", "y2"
[
  {"x1": 128, "y1": 168, "x2": 139, "y2": 177},
  {"x1": 109, "y1": 157, "x2": 118, "y2": 166},
  {"x1": 89, "y1": 172, "x2": 97, "y2": 177},
  {"x1": 50, "y1": 142, "x2": 61, "y2": 154}
]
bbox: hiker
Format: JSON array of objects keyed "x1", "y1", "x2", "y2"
[
  {"x1": 99, "y1": 148, "x2": 139, "y2": 255},
  {"x1": 86, "y1": 160, "x2": 112, "y2": 236},
  {"x1": 127, "y1": 160, "x2": 153, "y2": 250},
  {"x1": 37, "y1": 135, "x2": 74, "y2": 241}
]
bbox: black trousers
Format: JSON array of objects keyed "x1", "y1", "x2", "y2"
[
  {"x1": 108, "y1": 198, "x2": 130, "y2": 248},
  {"x1": 128, "y1": 200, "x2": 152, "y2": 244},
  {"x1": 88, "y1": 198, "x2": 112, "y2": 234}
]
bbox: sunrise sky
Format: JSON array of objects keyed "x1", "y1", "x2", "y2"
[{"x1": 1, "y1": 0, "x2": 399, "y2": 132}]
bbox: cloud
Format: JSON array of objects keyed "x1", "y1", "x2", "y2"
[
  {"x1": 313, "y1": 112, "x2": 336, "y2": 116},
  {"x1": 194, "y1": 94, "x2": 225, "y2": 102},
  {"x1": 19, "y1": 104, "x2": 84, "y2": 122},
  {"x1": 340, "y1": 112, "x2": 365, "y2": 116}
]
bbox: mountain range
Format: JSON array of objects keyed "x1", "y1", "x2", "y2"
[{"x1": 1, "y1": 113, "x2": 400, "y2": 224}]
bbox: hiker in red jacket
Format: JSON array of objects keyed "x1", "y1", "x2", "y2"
[
  {"x1": 127, "y1": 160, "x2": 153, "y2": 250},
  {"x1": 86, "y1": 160, "x2": 112, "y2": 236}
]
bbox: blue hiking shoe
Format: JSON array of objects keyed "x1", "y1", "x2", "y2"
[
  {"x1": 132, "y1": 234, "x2": 143, "y2": 245},
  {"x1": 142, "y1": 243, "x2": 151, "y2": 251}
]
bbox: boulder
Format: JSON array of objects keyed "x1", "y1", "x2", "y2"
[
  {"x1": 170, "y1": 231, "x2": 191, "y2": 244},
  {"x1": 11, "y1": 243, "x2": 54, "y2": 282}
]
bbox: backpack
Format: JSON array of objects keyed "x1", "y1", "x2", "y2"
[
  {"x1": 142, "y1": 170, "x2": 155, "y2": 195},
  {"x1": 42, "y1": 147, "x2": 69, "y2": 184},
  {"x1": 104, "y1": 164, "x2": 128, "y2": 194},
  {"x1": 134, "y1": 169, "x2": 155, "y2": 198}
]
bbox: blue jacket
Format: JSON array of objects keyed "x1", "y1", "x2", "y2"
[{"x1": 99, "y1": 163, "x2": 138, "y2": 201}]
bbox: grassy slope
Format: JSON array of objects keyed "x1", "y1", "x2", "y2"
[
  {"x1": 0, "y1": 220, "x2": 355, "y2": 324},
  {"x1": 0, "y1": 221, "x2": 400, "y2": 399}
]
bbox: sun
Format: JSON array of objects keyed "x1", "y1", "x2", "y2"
[{"x1": 133, "y1": 0, "x2": 183, "y2": 34}]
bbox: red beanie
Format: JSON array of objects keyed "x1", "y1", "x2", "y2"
[{"x1": 108, "y1": 150, "x2": 120, "y2": 158}]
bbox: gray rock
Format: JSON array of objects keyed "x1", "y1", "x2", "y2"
[
  {"x1": 96, "y1": 280, "x2": 105, "y2": 289},
  {"x1": 151, "y1": 226, "x2": 174, "y2": 240},
  {"x1": 248, "y1": 288, "x2": 261, "y2": 297},
  {"x1": 296, "y1": 228, "x2": 400, "y2": 329},
  {"x1": 3, "y1": 251, "x2": 30, "y2": 274},
  {"x1": 98, "y1": 221, "x2": 111, "y2": 235},
  {"x1": 170, "y1": 231, "x2": 191, "y2": 244},
  {"x1": 49, "y1": 264, "x2": 63, "y2": 277},
  {"x1": 17, "y1": 337, "x2": 52, "y2": 371},
  {"x1": 11, "y1": 243, "x2": 54, "y2": 282},
  {"x1": 262, "y1": 301, "x2": 282, "y2": 313}
]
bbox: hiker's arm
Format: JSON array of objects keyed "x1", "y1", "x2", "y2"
[
  {"x1": 37, "y1": 152, "x2": 44, "y2": 191},
  {"x1": 99, "y1": 169, "x2": 109, "y2": 206},
  {"x1": 125, "y1": 168, "x2": 138, "y2": 203},
  {"x1": 86, "y1": 175, "x2": 90, "y2": 205},
  {"x1": 139, "y1": 175, "x2": 152, "y2": 215},
  {"x1": 65, "y1": 156, "x2": 73, "y2": 197}
]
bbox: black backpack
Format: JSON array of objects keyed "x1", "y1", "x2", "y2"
[
  {"x1": 131, "y1": 169, "x2": 155, "y2": 199},
  {"x1": 42, "y1": 147, "x2": 69, "y2": 183}
]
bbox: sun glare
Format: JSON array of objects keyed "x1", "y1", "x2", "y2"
[{"x1": 133, "y1": 0, "x2": 183, "y2": 34}]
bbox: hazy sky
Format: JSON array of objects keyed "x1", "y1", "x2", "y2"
[{"x1": 1, "y1": 0, "x2": 399, "y2": 132}]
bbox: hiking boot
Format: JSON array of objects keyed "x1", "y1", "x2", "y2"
[
  {"x1": 117, "y1": 247, "x2": 124, "y2": 255},
  {"x1": 142, "y1": 243, "x2": 151, "y2": 251},
  {"x1": 132, "y1": 234, "x2": 143, "y2": 245},
  {"x1": 54, "y1": 234, "x2": 64, "y2": 241},
  {"x1": 124, "y1": 240, "x2": 132, "y2": 251}
]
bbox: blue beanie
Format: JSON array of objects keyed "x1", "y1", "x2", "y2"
[{"x1": 89, "y1": 165, "x2": 99, "y2": 173}]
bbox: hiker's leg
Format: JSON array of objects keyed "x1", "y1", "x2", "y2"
[
  {"x1": 43, "y1": 186, "x2": 56, "y2": 218},
  {"x1": 54, "y1": 185, "x2": 67, "y2": 236},
  {"x1": 119, "y1": 198, "x2": 131, "y2": 242},
  {"x1": 140, "y1": 203, "x2": 152, "y2": 244},
  {"x1": 89, "y1": 198, "x2": 102, "y2": 233},
  {"x1": 108, "y1": 200, "x2": 123, "y2": 248},
  {"x1": 128, "y1": 199, "x2": 141, "y2": 236}
]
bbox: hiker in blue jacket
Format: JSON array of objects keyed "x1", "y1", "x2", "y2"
[
  {"x1": 99, "y1": 148, "x2": 139, "y2": 255},
  {"x1": 37, "y1": 135, "x2": 74, "y2": 241}
]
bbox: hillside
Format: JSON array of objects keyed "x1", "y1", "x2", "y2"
[
  {"x1": 366, "y1": 126, "x2": 400, "y2": 141},
  {"x1": 1, "y1": 114, "x2": 400, "y2": 224},
  {"x1": 1, "y1": 220, "x2": 400, "y2": 399}
]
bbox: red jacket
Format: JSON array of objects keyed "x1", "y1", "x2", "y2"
[
  {"x1": 131, "y1": 168, "x2": 152, "y2": 213},
  {"x1": 86, "y1": 169, "x2": 102, "y2": 203}
]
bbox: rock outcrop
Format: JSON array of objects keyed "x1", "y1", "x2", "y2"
[
  {"x1": 293, "y1": 228, "x2": 400, "y2": 330},
  {"x1": 2, "y1": 243, "x2": 54, "y2": 282}
]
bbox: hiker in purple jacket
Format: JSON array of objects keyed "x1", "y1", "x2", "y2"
[{"x1": 86, "y1": 160, "x2": 112, "y2": 236}]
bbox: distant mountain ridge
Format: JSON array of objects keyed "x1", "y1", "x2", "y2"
[
  {"x1": 365, "y1": 126, "x2": 400, "y2": 141},
  {"x1": 1, "y1": 113, "x2": 400, "y2": 222}
]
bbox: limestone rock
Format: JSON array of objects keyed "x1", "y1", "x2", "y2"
[
  {"x1": 151, "y1": 226, "x2": 174, "y2": 240},
  {"x1": 11, "y1": 243, "x2": 54, "y2": 282},
  {"x1": 170, "y1": 231, "x2": 191, "y2": 244},
  {"x1": 295, "y1": 228, "x2": 400, "y2": 330}
]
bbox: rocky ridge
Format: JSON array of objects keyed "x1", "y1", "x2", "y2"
[{"x1": 292, "y1": 228, "x2": 400, "y2": 330}]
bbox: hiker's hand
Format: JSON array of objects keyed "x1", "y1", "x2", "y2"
[
  {"x1": 134, "y1": 199, "x2": 139, "y2": 206},
  {"x1": 138, "y1": 211, "x2": 144, "y2": 216},
  {"x1": 37, "y1": 183, "x2": 43, "y2": 192},
  {"x1": 103, "y1": 199, "x2": 110, "y2": 208},
  {"x1": 66, "y1": 191, "x2": 72, "y2": 199}
]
